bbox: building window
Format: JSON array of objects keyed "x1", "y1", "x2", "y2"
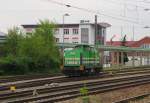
[
  {"x1": 102, "y1": 29, "x2": 105, "y2": 36},
  {"x1": 141, "y1": 44, "x2": 150, "y2": 48},
  {"x1": 72, "y1": 37, "x2": 79, "y2": 44},
  {"x1": 144, "y1": 44, "x2": 146, "y2": 48},
  {"x1": 55, "y1": 38, "x2": 59, "y2": 43},
  {"x1": 145, "y1": 44, "x2": 150, "y2": 48},
  {"x1": 64, "y1": 38, "x2": 69, "y2": 43},
  {"x1": 54, "y1": 29, "x2": 59, "y2": 34},
  {"x1": 73, "y1": 29, "x2": 78, "y2": 34},
  {"x1": 64, "y1": 29, "x2": 69, "y2": 35},
  {"x1": 26, "y1": 28, "x2": 33, "y2": 33},
  {"x1": 81, "y1": 28, "x2": 89, "y2": 43}
]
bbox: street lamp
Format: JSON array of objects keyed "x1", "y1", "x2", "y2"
[
  {"x1": 62, "y1": 13, "x2": 70, "y2": 49},
  {"x1": 144, "y1": 8, "x2": 150, "y2": 11},
  {"x1": 144, "y1": 26, "x2": 150, "y2": 29},
  {"x1": 62, "y1": 13, "x2": 70, "y2": 67}
]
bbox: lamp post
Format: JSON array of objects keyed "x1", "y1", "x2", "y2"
[
  {"x1": 144, "y1": 26, "x2": 150, "y2": 29},
  {"x1": 61, "y1": 13, "x2": 70, "y2": 67},
  {"x1": 132, "y1": 25, "x2": 135, "y2": 41},
  {"x1": 62, "y1": 13, "x2": 70, "y2": 46},
  {"x1": 144, "y1": 8, "x2": 150, "y2": 11}
]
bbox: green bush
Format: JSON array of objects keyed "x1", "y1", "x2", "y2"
[
  {"x1": 0, "y1": 20, "x2": 60, "y2": 75},
  {"x1": 80, "y1": 84, "x2": 90, "y2": 103},
  {"x1": 0, "y1": 56, "x2": 29, "y2": 75}
]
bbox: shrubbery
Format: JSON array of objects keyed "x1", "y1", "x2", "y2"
[{"x1": 0, "y1": 20, "x2": 60, "y2": 75}]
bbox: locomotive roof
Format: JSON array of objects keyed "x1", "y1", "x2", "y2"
[
  {"x1": 74, "y1": 44, "x2": 94, "y2": 47},
  {"x1": 57, "y1": 43, "x2": 150, "y2": 52}
]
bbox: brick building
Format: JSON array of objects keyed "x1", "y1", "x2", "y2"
[
  {"x1": 129, "y1": 36, "x2": 150, "y2": 48},
  {"x1": 106, "y1": 36, "x2": 150, "y2": 48},
  {"x1": 106, "y1": 36, "x2": 150, "y2": 66}
]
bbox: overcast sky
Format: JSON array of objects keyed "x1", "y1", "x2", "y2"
[{"x1": 0, "y1": 0, "x2": 150, "y2": 41}]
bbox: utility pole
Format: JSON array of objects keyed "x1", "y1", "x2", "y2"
[
  {"x1": 95, "y1": 15, "x2": 98, "y2": 45},
  {"x1": 121, "y1": 26, "x2": 123, "y2": 39},
  {"x1": 123, "y1": 0, "x2": 127, "y2": 17},
  {"x1": 132, "y1": 25, "x2": 135, "y2": 41}
]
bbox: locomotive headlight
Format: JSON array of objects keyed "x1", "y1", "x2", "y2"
[{"x1": 80, "y1": 65, "x2": 84, "y2": 71}]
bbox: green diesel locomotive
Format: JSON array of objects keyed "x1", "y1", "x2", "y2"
[{"x1": 61, "y1": 44, "x2": 103, "y2": 76}]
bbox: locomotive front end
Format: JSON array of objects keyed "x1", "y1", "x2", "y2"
[{"x1": 62, "y1": 48, "x2": 83, "y2": 76}]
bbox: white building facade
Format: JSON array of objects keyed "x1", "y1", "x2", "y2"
[{"x1": 22, "y1": 21, "x2": 111, "y2": 45}]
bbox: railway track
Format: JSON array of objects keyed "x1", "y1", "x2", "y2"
[
  {"x1": 0, "y1": 67, "x2": 149, "y2": 102},
  {"x1": 1, "y1": 73, "x2": 150, "y2": 103},
  {"x1": 0, "y1": 75, "x2": 66, "y2": 91},
  {"x1": 0, "y1": 65, "x2": 149, "y2": 84},
  {"x1": 0, "y1": 74, "x2": 63, "y2": 83},
  {"x1": 0, "y1": 68, "x2": 150, "y2": 92}
]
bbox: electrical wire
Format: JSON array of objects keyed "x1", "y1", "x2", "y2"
[
  {"x1": 128, "y1": 0, "x2": 150, "y2": 4},
  {"x1": 46, "y1": 0, "x2": 140, "y2": 24},
  {"x1": 102, "y1": 0, "x2": 150, "y2": 9}
]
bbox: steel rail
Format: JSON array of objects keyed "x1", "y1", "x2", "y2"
[
  {"x1": 34, "y1": 79, "x2": 150, "y2": 103},
  {"x1": 0, "y1": 74, "x2": 63, "y2": 83},
  {"x1": 0, "y1": 68, "x2": 150, "y2": 92},
  {"x1": 1, "y1": 73, "x2": 150, "y2": 103}
]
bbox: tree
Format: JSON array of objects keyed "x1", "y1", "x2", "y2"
[
  {"x1": 121, "y1": 35, "x2": 127, "y2": 46},
  {"x1": 0, "y1": 20, "x2": 61, "y2": 75},
  {"x1": 0, "y1": 27, "x2": 25, "y2": 75},
  {"x1": 3, "y1": 27, "x2": 23, "y2": 56},
  {"x1": 18, "y1": 20, "x2": 60, "y2": 73}
]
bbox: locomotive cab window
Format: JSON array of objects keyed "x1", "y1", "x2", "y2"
[{"x1": 74, "y1": 45, "x2": 81, "y2": 49}]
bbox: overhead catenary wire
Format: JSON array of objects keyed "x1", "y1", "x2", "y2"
[
  {"x1": 128, "y1": 0, "x2": 150, "y2": 4},
  {"x1": 142, "y1": 1, "x2": 150, "y2": 4},
  {"x1": 96, "y1": 0, "x2": 139, "y2": 20},
  {"x1": 104, "y1": 0, "x2": 150, "y2": 9},
  {"x1": 46, "y1": 0, "x2": 141, "y2": 24},
  {"x1": 102, "y1": 0, "x2": 150, "y2": 14}
]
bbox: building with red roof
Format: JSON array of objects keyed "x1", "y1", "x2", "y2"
[
  {"x1": 129, "y1": 36, "x2": 150, "y2": 48},
  {"x1": 106, "y1": 41, "x2": 135, "y2": 47},
  {"x1": 106, "y1": 36, "x2": 150, "y2": 48},
  {"x1": 105, "y1": 36, "x2": 150, "y2": 67}
]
